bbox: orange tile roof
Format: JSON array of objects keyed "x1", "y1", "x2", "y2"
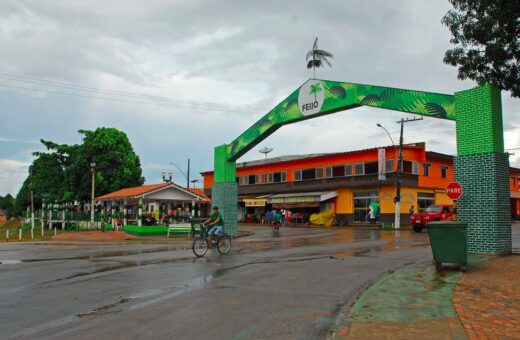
[
  {"x1": 187, "y1": 188, "x2": 211, "y2": 202},
  {"x1": 97, "y1": 182, "x2": 170, "y2": 200},
  {"x1": 97, "y1": 183, "x2": 210, "y2": 202}
]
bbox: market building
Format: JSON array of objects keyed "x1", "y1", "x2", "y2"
[
  {"x1": 202, "y1": 143, "x2": 520, "y2": 226},
  {"x1": 96, "y1": 182, "x2": 210, "y2": 227}
]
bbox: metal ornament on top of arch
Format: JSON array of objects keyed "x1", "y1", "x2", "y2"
[{"x1": 212, "y1": 79, "x2": 511, "y2": 255}]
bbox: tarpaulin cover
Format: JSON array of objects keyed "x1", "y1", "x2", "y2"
[{"x1": 309, "y1": 210, "x2": 335, "y2": 227}]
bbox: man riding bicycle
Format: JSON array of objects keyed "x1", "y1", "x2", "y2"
[{"x1": 203, "y1": 206, "x2": 224, "y2": 242}]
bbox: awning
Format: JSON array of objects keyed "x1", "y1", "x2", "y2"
[
  {"x1": 244, "y1": 198, "x2": 267, "y2": 207},
  {"x1": 511, "y1": 191, "x2": 520, "y2": 199},
  {"x1": 272, "y1": 202, "x2": 319, "y2": 209},
  {"x1": 267, "y1": 191, "x2": 337, "y2": 205}
]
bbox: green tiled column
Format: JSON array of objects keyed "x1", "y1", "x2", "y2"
[
  {"x1": 454, "y1": 85, "x2": 511, "y2": 254},
  {"x1": 212, "y1": 144, "x2": 238, "y2": 237}
]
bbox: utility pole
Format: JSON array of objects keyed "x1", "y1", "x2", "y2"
[
  {"x1": 187, "y1": 158, "x2": 190, "y2": 188},
  {"x1": 29, "y1": 168, "x2": 35, "y2": 233},
  {"x1": 169, "y1": 159, "x2": 190, "y2": 188},
  {"x1": 90, "y1": 162, "x2": 96, "y2": 229},
  {"x1": 394, "y1": 117, "x2": 423, "y2": 229}
]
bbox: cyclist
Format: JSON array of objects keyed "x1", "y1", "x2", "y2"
[{"x1": 203, "y1": 206, "x2": 224, "y2": 243}]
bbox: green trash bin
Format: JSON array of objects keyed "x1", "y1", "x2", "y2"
[{"x1": 427, "y1": 221, "x2": 467, "y2": 272}]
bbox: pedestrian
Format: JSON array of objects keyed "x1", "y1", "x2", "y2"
[
  {"x1": 265, "y1": 210, "x2": 271, "y2": 224},
  {"x1": 286, "y1": 210, "x2": 292, "y2": 227},
  {"x1": 368, "y1": 205, "x2": 376, "y2": 225},
  {"x1": 409, "y1": 205, "x2": 415, "y2": 220}
]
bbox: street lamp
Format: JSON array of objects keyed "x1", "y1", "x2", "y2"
[
  {"x1": 90, "y1": 162, "x2": 96, "y2": 228},
  {"x1": 190, "y1": 179, "x2": 199, "y2": 188},
  {"x1": 377, "y1": 123, "x2": 400, "y2": 229},
  {"x1": 170, "y1": 159, "x2": 190, "y2": 188},
  {"x1": 162, "y1": 171, "x2": 173, "y2": 182},
  {"x1": 376, "y1": 124, "x2": 396, "y2": 146}
]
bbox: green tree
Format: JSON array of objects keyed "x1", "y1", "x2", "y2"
[
  {"x1": 0, "y1": 194, "x2": 16, "y2": 218},
  {"x1": 15, "y1": 127, "x2": 144, "y2": 212},
  {"x1": 15, "y1": 153, "x2": 66, "y2": 213},
  {"x1": 71, "y1": 127, "x2": 144, "y2": 201},
  {"x1": 442, "y1": 0, "x2": 520, "y2": 97}
]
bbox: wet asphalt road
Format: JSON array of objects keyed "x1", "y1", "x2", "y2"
[{"x1": 0, "y1": 225, "x2": 518, "y2": 339}]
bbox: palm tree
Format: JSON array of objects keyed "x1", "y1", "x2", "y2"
[{"x1": 306, "y1": 37, "x2": 333, "y2": 78}]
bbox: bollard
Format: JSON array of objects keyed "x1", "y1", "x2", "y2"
[
  {"x1": 19, "y1": 229, "x2": 22, "y2": 241},
  {"x1": 6, "y1": 229, "x2": 9, "y2": 242},
  {"x1": 54, "y1": 228, "x2": 57, "y2": 236}
]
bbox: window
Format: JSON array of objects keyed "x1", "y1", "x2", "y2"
[
  {"x1": 325, "y1": 166, "x2": 332, "y2": 178},
  {"x1": 354, "y1": 163, "x2": 364, "y2": 176},
  {"x1": 401, "y1": 160, "x2": 419, "y2": 175},
  {"x1": 412, "y1": 161, "x2": 419, "y2": 175},
  {"x1": 441, "y1": 166, "x2": 449, "y2": 178},
  {"x1": 417, "y1": 192, "x2": 435, "y2": 212},
  {"x1": 261, "y1": 173, "x2": 267, "y2": 184},
  {"x1": 402, "y1": 160, "x2": 412, "y2": 173},
  {"x1": 353, "y1": 191, "x2": 379, "y2": 222},
  {"x1": 315, "y1": 168, "x2": 323, "y2": 179},
  {"x1": 244, "y1": 174, "x2": 259, "y2": 185},
  {"x1": 268, "y1": 171, "x2": 286, "y2": 183},
  {"x1": 294, "y1": 170, "x2": 302, "y2": 181},
  {"x1": 364, "y1": 161, "x2": 378, "y2": 175},
  {"x1": 236, "y1": 177, "x2": 241, "y2": 184},
  {"x1": 511, "y1": 177, "x2": 516, "y2": 187},
  {"x1": 345, "y1": 164, "x2": 353, "y2": 176},
  {"x1": 423, "y1": 163, "x2": 431, "y2": 176},
  {"x1": 385, "y1": 159, "x2": 394, "y2": 173},
  {"x1": 332, "y1": 165, "x2": 345, "y2": 177},
  {"x1": 301, "y1": 168, "x2": 316, "y2": 180}
]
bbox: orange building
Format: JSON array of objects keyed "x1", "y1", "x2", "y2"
[{"x1": 202, "y1": 143, "x2": 520, "y2": 225}]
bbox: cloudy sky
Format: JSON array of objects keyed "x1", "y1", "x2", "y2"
[{"x1": 1, "y1": 0, "x2": 519, "y2": 196}]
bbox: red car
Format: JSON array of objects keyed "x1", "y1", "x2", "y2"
[{"x1": 411, "y1": 204, "x2": 455, "y2": 233}]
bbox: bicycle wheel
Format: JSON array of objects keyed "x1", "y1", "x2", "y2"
[
  {"x1": 192, "y1": 237, "x2": 208, "y2": 257},
  {"x1": 217, "y1": 235, "x2": 232, "y2": 255}
]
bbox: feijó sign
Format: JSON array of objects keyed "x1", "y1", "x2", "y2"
[{"x1": 446, "y1": 182, "x2": 463, "y2": 200}]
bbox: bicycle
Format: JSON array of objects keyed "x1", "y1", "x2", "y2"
[{"x1": 192, "y1": 224, "x2": 232, "y2": 257}]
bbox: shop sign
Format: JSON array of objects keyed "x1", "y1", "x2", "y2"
[
  {"x1": 378, "y1": 148, "x2": 386, "y2": 181},
  {"x1": 244, "y1": 199, "x2": 266, "y2": 207},
  {"x1": 269, "y1": 196, "x2": 317, "y2": 204}
]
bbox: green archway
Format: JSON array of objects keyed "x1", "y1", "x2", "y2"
[{"x1": 213, "y1": 79, "x2": 511, "y2": 255}]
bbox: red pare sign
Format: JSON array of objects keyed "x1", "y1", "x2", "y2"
[{"x1": 446, "y1": 182, "x2": 463, "y2": 200}]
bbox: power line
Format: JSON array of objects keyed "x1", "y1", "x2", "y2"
[
  {"x1": 0, "y1": 82, "x2": 265, "y2": 114},
  {"x1": 0, "y1": 72, "x2": 267, "y2": 113}
]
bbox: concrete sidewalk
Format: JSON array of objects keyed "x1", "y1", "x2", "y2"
[{"x1": 335, "y1": 254, "x2": 520, "y2": 339}]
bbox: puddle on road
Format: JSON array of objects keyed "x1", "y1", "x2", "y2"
[
  {"x1": 76, "y1": 274, "x2": 214, "y2": 317},
  {"x1": 0, "y1": 259, "x2": 22, "y2": 264},
  {"x1": 238, "y1": 228, "x2": 428, "y2": 256}
]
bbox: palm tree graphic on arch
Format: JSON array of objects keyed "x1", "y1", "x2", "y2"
[{"x1": 309, "y1": 83, "x2": 322, "y2": 101}]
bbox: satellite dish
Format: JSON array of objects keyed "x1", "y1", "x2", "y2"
[{"x1": 259, "y1": 146, "x2": 273, "y2": 159}]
